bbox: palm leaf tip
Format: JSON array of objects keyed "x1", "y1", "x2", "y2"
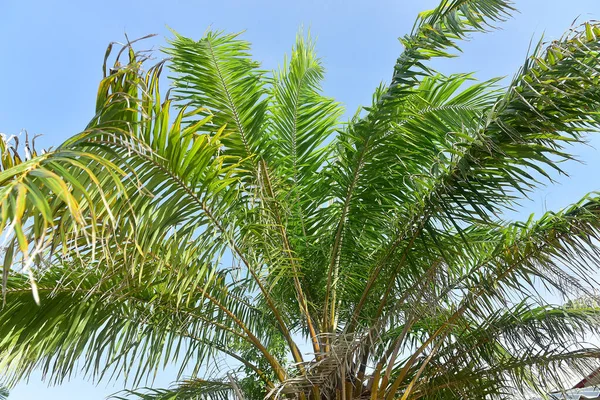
[{"x1": 392, "y1": 0, "x2": 515, "y2": 89}]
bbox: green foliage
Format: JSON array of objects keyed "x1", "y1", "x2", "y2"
[
  {"x1": 115, "y1": 380, "x2": 233, "y2": 400},
  {"x1": 3, "y1": 1, "x2": 600, "y2": 399},
  {"x1": 234, "y1": 334, "x2": 288, "y2": 400}
]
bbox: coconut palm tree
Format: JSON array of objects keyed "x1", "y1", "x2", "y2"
[{"x1": 3, "y1": 0, "x2": 600, "y2": 399}]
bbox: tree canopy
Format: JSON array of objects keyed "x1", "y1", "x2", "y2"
[{"x1": 2, "y1": 0, "x2": 600, "y2": 399}]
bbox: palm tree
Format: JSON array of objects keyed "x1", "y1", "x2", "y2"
[{"x1": 2, "y1": 0, "x2": 600, "y2": 398}]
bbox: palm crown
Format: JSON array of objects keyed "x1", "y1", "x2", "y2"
[{"x1": 2, "y1": 1, "x2": 600, "y2": 399}]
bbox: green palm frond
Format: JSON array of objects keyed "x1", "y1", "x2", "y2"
[
  {"x1": 0, "y1": 42, "x2": 285, "y2": 389},
  {"x1": 114, "y1": 379, "x2": 232, "y2": 400},
  {"x1": 345, "y1": 21, "x2": 600, "y2": 332},
  {"x1": 0, "y1": 131, "x2": 127, "y2": 307},
  {"x1": 318, "y1": 1, "x2": 516, "y2": 332},
  {"x1": 391, "y1": 0, "x2": 514, "y2": 90},
  {"x1": 420, "y1": 302, "x2": 600, "y2": 398},
  {"x1": 269, "y1": 33, "x2": 343, "y2": 188},
  {"x1": 0, "y1": 253, "x2": 278, "y2": 388},
  {"x1": 166, "y1": 31, "x2": 269, "y2": 168}
]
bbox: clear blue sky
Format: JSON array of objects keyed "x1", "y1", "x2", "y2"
[{"x1": 3, "y1": 0, "x2": 600, "y2": 398}]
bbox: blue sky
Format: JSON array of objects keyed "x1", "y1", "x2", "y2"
[{"x1": 3, "y1": 0, "x2": 600, "y2": 398}]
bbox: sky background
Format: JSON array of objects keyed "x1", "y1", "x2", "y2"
[{"x1": 3, "y1": 0, "x2": 600, "y2": 398}]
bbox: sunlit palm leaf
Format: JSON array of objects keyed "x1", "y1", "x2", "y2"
[{"x1": 166, "y1": 31, "x2": 269, "y2": 169}]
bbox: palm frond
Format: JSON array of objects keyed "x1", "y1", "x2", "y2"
[
  {"x1": 346, "y1": 22, "x2": 600, "y2": 331},
  {"x1": 166, "y1": 31, "x2": 269, "y2": 168},
  {"x1": 391, "y1": 0, "x2": 514, "y2": 90},
  {"x1": 114, "y1": 379, "x2": 232, "y2": 400},
  {"x1": 269, "y1": 32, "x2": 343, "y2": 190}
]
